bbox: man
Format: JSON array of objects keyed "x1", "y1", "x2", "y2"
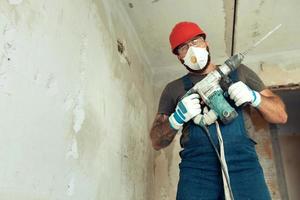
[{"x1": 150, "y1": 21, "x2": 287, "y2": 200}]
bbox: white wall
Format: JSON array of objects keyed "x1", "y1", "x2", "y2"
[{"x1": 0, "y1": 0, "x2": 155, "y2": 199}]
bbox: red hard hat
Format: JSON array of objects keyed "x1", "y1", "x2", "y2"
[{"x1": 169, "y1": 21, "x2": 206, "y2": 54}]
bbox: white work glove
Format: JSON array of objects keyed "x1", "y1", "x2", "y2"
[
  {"x1": 228, "y1": 81, "x2": 261, "y2": 107},
  {"x1": 169, "y1": 93, "x2": 201, "y2": 130},
  {"x1": 193, "y1": 106, "x2": 217, "y2": 126}
]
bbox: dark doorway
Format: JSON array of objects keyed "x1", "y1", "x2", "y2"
[{"x1": 270, "y1": 86, "x2": 300, "y2": 200}]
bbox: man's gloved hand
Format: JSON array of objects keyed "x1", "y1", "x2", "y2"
[
  {"x1": 169, "y1": 93, "x2": 201, "y2": 130},
  {"x1": 228, "y1": 81, "x2": 261, "y2": 107}
]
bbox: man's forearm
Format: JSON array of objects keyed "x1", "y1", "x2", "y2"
[
  {"x1": 257, "y1": 89, "x2": 288, "y2": 124},
  {"x1": 150, "y1": 114, "x2": 177, "y2": 150}
]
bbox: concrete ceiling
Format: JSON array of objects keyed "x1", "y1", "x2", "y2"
[{"x1": 122, "y1": 0, "x2": 300, "y2": 86}]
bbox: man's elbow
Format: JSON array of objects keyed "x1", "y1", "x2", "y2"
[
  {"x1": 278, "y1": 111, "x2": 288, "y2": 124},
  {"x1": 272, "y1": 109, "x2": 288, "y2": 124},
  {"x1": 151, "y1": 141, "x2": 163, "y2": 151}
]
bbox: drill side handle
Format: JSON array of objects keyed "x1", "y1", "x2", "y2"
[
  {"x1": 220, "y1": 75, "x2": 233, "y2": 97},
  {"x1": 220, "y1": 76, "x2": 250, "y2": 107}
]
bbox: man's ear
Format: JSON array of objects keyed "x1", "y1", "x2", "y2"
[
  {"x1": 178, "y1": 57, "x2": 184, "y2": 64},
  {"x1": 205, "y1": 41, "x2": 209, "y2": 46},
  {"x1": 176, "y1": 54, "x2": 185, "y2": 63}
]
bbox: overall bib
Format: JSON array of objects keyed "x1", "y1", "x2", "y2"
[{"x1": 176, "y1": 71, "x2": 271, "y2": 200}]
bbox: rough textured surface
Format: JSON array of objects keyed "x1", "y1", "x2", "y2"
[
  {"x1": 0, "y1": 0, "x2": 155, "y2": 199},
  {"x1": 121, "y1": 0, "x2": 229, "y2": 85},
  {"x1": 244, "y1": 108, "x2": 281, "y2": 199},
  {"x1": 122, "y1": 0, "x2": 300, "y2": 87}
]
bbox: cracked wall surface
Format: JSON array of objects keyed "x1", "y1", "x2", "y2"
[{"x1": 0, "y1": 0, "x2": 155, "y2": 199}]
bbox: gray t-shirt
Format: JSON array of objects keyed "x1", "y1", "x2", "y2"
[{"x1": 158, "y1": 64, "x2": 265, "y2": 115}]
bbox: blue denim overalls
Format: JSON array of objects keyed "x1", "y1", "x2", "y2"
[{"x1": 176, "y1": 71, "x2": 271, "y2": 200}]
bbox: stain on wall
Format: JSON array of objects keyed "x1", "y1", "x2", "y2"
[
  {"x1": 223, "y1": 0, "x2": 235, "y2": 56},
  {"x1": 7, "y1": 0, "x2": 23, "y2": 5},
  {"x1": 0, "y1": 0, "x2": 156, "y2": 199}
]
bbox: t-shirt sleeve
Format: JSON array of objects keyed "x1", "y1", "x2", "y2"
[
  {"x1": 238, "y1": 64, "x2": 266, "y2": 92},
  {"x1": 157, "y1": 83, "x2": 177, "y2": 116}
]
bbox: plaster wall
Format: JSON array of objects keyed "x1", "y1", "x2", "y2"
[
  {"x1": 122, "y1": 0, "x2": 230, "y2": 87},
  {"x1": 234, "y1": 0, "x2": 300, "y2": 86},
  {"x1": 0, "y1": 0, "x2": 155, "y2": 199}
]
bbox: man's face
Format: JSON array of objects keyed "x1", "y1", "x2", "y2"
[
  {"x1": 175, "y1": 35, "x2": 211, "y2": 73},
  {"x1": 176, "y1": 35, "x2": 208, "y2": 60}
]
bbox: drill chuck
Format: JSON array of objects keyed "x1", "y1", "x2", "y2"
[{"x1": 224, "y1": 53, "x2": 244, "y2": 71}]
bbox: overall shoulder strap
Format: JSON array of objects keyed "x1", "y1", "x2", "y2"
[{"x1": 181, "y1": 74, "x2": 194, "y2": 91}]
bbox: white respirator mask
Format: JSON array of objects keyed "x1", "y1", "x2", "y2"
[{"x1": 183, "y1": 46, "x2": 209, "y2": 70}]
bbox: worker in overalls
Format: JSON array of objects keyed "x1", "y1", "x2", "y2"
[{"x1": 150, "y1": 21, "x2": 287, "y2": 199}]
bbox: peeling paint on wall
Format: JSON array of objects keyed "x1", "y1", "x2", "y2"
[
  {"x1": 72, "y1": 91, "x2": 85, "y2": 134},
  {"x1": 128, "y1": 3, "x2": 134, "y2": 8},
  {"x1": 2, "y1": 25, "x2": 17, "y2": 64},
  {"x1": 3, "y1": 26, "x2": 16, "y2": 50},
  {"x1": 117, "y1": 39, "x2": 131, "y2": 66},
  {"x1": 46, "y1": 74, "x2": 58, "y2": 96},
  {"x1": 66, "y1": 175, "x2": 75, "y2": 196},
  {"x1": 223, "y1": 0, "x2": 235, "y2": 56},
  {"x1": 66, "y1": 137, "x2": 79, "y2": 160},
  {"x1": 80, "y1": 34, "x2": 88, "y2": 73},
  {"x1": 0, "y1": 0, "x2": 156, "y2": 199},
  {"x1": 244, "y1": 49, "x2": 300, "y2": 86},
  {"x1": 0, "y1": 23, "x2": 17, "y2": 96},
  {"x1": 152, "y1": 0, "x2": 160, "y2": 3},
  {"x1": 64, "y1": 94, "x2": 75, "y2": 111},
  {"x1": 7, "y1": 0, "x2": 23, "y2": 5},
  {"x1": 258, "y1": 63, "x2": 300, "y2": 86},
  {"x1": 153, "y1": 135, "x2": 181, "y2": 200}
]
